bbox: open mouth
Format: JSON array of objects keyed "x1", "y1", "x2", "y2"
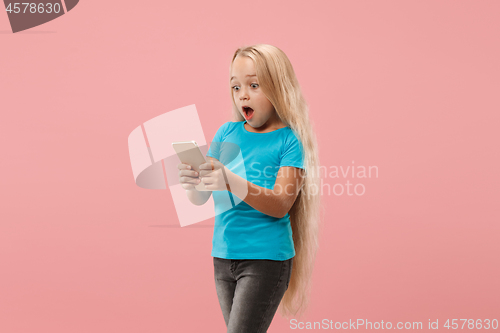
[{"x1": 243, "y1": 106, "x2": 255, "y2": 120}]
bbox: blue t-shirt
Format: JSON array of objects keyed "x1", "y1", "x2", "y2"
[{"x1": 206, "y1": 120, "x2": 305, "y2": 260}]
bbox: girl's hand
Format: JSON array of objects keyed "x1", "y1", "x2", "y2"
[
  {"x1": 199, "y1": 159, "x2": 230, "y2": 191},
  {"x1": 177, "y1": 163, "x2": 201, "y2": 190}
]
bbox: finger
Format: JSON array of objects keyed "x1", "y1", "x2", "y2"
[
  {"x1": 181, "y1": 176, "x2": 201, "y2": 184},
  {"x1": 178, "y1": 163, "x2": 192, "y2": 170},
  {"x1": 205, "y1": 183, "x2": 217, "y2": 191},
  {"x1": 199, "y1": 170, "x2": 214, "y2": 177},
  {"x1": 200, "y1": 176, "x2": 213, "y2": 184},
  {"x1": 180, "y1": 170, "x2": 199, "y2": 177},
  {"x1": 200, "y1": 163, "x2": 216, "y2": 170},
  {"x1": 182, "y1": 183, "x2": 196, "y2": 190}
]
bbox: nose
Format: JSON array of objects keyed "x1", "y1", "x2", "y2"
[{"x1": 239, "y1": 87, "x2": 249, "y2": 101}]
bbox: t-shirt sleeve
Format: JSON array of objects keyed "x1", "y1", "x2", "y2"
[
  {"x1": 280, "y1": 131, "x2": 305, "y2": 170},
  {"x1": 206, "y1": 122, "x2": 229, "y2": 161}
]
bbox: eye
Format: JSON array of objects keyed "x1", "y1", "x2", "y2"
[
  {"x1": 251, "y1": 83, "x2": 259, "y2": 88},
  {"x1": 232, "y1": 85, "x2": 240, "y2": 92}
]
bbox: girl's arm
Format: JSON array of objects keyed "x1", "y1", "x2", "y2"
[
  {"x1": 186, "y1": 188, "x2": 211, "y2": 206},
  {"x1": 225, "y1": 166, "x2": 304, "y2": 218}
]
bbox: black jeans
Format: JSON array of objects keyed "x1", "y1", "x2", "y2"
[{"x1": 213, "y1": 257, "x2": 293, "y2": 333}]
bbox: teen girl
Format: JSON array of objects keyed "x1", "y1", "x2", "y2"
[{"x1": 177, "y1": 44, "x2": 322, "y2": 332}]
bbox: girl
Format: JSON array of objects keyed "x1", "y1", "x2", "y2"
[{"x1": 177, "y1": 44, "x2": 322, "y2": 332}]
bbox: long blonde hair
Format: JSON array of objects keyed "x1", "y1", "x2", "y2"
[{"x1": 228, "y1": 44, "x2": 324, "y2": 319}]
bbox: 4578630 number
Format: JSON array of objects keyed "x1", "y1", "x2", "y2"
[
  {"x1": 443, "y1": 318, "x2": 498, "y2": 330},
  {"x1": 5, "y1": 3, "x2": 61, "y2": 14}
]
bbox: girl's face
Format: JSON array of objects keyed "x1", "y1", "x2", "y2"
[{"x1": 230, "y1": 56, "x2": 284, "y2": 132}]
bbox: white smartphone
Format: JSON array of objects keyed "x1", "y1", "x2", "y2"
[{"x1": 172, "y1": 140, "x2": 210, "y2": 191}]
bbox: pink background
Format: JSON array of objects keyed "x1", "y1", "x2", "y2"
[{"x1": 1, "y1": 1, "x2": 499, "y2": 332}]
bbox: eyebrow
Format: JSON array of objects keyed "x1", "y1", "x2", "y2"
[{"x1": 230, "y1": 74, "x2": 257, "y2": 81}]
